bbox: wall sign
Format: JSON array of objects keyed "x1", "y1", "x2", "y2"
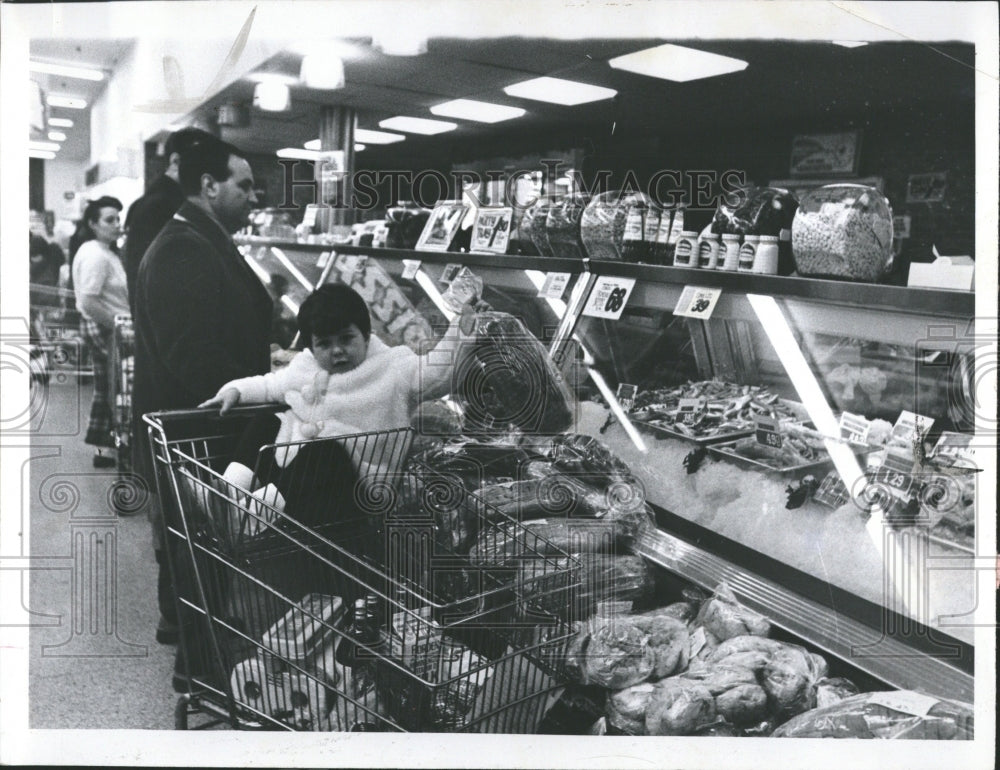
[
  {"x1": 790, "y1": 131, "x2": 861, "y2": 176},
  {"x1": 906, "y1": 172, "x2": 948, "y2": 203}
]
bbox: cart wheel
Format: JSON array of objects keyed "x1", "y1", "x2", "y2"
[{"x1": 175, "y1": 695, "x2": 191, "y2": 730}]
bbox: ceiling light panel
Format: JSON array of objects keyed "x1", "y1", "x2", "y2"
[
  {"x1": 503, "y1": 76, "x2": 616, "y2": 106},
  {"x1": 379, "y1": 116, "x2": 457, "y2": 135},
  {"x1": 304, "y1": 138, "x2": 321, "y2": 151},
  {"x1": 276, "y1": 147, "x2": 319, "y2": 160},
  {"x1": 46, "y1": 94, "x2": 87, "y2": 109},
  {"x1": 355, "y1": 143, "x2": 366, "y2": 152},
  {"x1": 48, "y1": 131, "x2": 67, "y2": 142},
  {"x1": 354, "y1": 128, "x2": 406, "y2": 144},
  {"x1": 430, "y1": 99, "x2": 525, "y2": 123},
  {"x1": 48, "y1": 117, "x2": 74, "y2": 128},
  {"x1": 30, "y1": 140, "x2": 61, "y2": 152},
  {"x1": 608, "y1": 44, "x2": 748, "y2": 83},
  {"x1": 832, "y1": 40, "x2": 869, "y2": 48},
  {"x1": 30, "y1": 60, "x2": 104, "y2": 81},
  {"x1": 29, "y1": 150, "x2": 57, "y2": 160}
]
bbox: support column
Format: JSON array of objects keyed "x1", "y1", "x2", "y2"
[{"x1": 316, "y1": 106, "x2": 356, "y2": 231}]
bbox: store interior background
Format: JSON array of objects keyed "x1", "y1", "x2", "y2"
[{"x1": 29, "y1": 35, "x2": 974, "y2": 277}]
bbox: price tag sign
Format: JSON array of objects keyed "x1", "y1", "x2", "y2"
[
  {"x1": 538, "y1": 272, "x2": 571, "y2": 299},
  {"x1": 616, "y1": 383, "x2": 638, "y2": 412},
  {"x1": 673, "y1": 285, "x2": 722, "y2": 319},
  {"x1": 302, "y1": 204, "x2": 319, "y2": 229},
  {"x1": 401, "y1": 259, "x2": 422, "y2": 281},
  {"x1": 839, "y1": 411, "x2": 872, "y2": 446},
  {"x1": 931, "y1": 432, "x2": 977, "y2": 465},
  {"x1": 755, "y1": 415, "x2": 784, "y2": 448},
  {"x1": 582, "y1": 276, "x2": 636, "y2": 320},
  {"x1": 440, "y1": 263, "x2": 463, "y2": 285},
  {"x1": 888, "y1": 410, "x2": 935, "y2": 447},
  {"x1": 871, "y1": 465, "x2": 915, "y2": 498},
  {"x1": 677, "y1": 397, "x2": 706, "y2": 425},
  {"x1": 315, "y1": 250, "x2": 333, "y2": 269}
]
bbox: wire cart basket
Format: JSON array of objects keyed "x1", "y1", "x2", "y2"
[
  {"x1": 110, "y1": 314, "x2": 134, "y2": 475},
  {"x1": 145, "y1": 405, "x2": 579, "y2": 733}
]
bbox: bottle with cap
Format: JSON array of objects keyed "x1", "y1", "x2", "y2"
[
  {"x1": 697, "y1": 233, "x2": 721, "y2": 270},
  {"x1": 673, "y1": 231, "x2": 699, "y2": 268},
  {"x1": 621, "y1": 201, "x2": 649, "y2": 263},
  {"x1": 753, "y1": 235, "x2": 780, "y2": 274},
  {"x1": 642, "y1": 205, "x2": 662, "y2": 264},
  {"x1": 650, "y1": 207, "x2": 676, "y2": 265},
  {"x1": 738, "y1": 235, "x2": 760, "y2": 272},
  {"x1": 721, "y1": 233, "x2": 742, "y2": 271}
]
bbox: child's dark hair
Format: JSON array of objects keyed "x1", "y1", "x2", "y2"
[{"x1": 298, "y1": 284, "x2": 371, "y2": 344}]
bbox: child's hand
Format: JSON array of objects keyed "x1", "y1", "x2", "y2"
[
  {"x1": 199, "y1": 387, "x2": 241, "y2": 415},
  {"x1": 459, "y1": 299, "x2": 491, "y2": 336}
]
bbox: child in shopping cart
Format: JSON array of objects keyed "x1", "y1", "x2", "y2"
[{"x1": 199, "y1": 283, "x2": 483, "y2": 532}]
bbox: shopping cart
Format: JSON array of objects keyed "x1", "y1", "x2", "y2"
[
  {"x1": 145, "y1": 405, "x2": 579, "y2": 732},
  {"x1": 28, "y1": 282, "x2": 93, "y2": 378},
  {"x1": 109, "y1": 314, "x2": 134, "y2": 476}
]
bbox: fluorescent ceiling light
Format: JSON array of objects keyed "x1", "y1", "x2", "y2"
[
  {"x1": 30, "y1": 60, "x2": 104, "y2": 81},
  {"x1": 354, "y1": 128, "x2": 406, "y2": 144},
  {"x1": 30, "y1": 140, "x2": 61, "y2": 152},
  {"x1": 46, "y1": 94, "x2": 87, "y2": 109},
  {"x1": 304, "y1": 138, "x2": 321, "y2": 151},
  {"x1": 503, "y1": 76, "x2": 616, "y2": 106},
  {"x1": 49, "y1": 117, "x2": 74, "y2": 128},
  {"x1": 276, "y1": 147, "x2": 319, "y2": 160},
  {"x1": 379, "y1": 116, "x2": 457, "y2": 135},
  {"x1": 47, "y1": 131, "x2": 67, "y2": 142},
  {"x1": 430, "y1": 99, "x2": 525, "y2": 123},
  {"x1": 608, "y1": 44, "x2": 747, "y2": 82},
  {"x1": 832, "y1": 40, "x2": 869, "y2": 48},
  {"x1": 253, "y1": 82, "x2": 291, "y2": 112},
  {"x1": 29, "y1": 150, "x2": 56, "y2": 160},
  {"x1": 291, "y1": 40, "x2": 366, "y2": 60},
  {"x1": 355, "y1": 143, "x2": 366, "y2": 152},
  {"x1": 246, "y1": 72, "x2": 299, "y2": 86},
  {"x1": 300, "y1": 54, "x2": 345, "y2": 89}
]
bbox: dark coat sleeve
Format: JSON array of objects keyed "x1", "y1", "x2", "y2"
[{"x1": 142, "y1": 231, "x2": 263, "y2": 400}]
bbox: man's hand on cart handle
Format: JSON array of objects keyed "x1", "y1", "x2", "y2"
[{"x1": 199, "y1": 387, "x2": 241, "y2": 415}]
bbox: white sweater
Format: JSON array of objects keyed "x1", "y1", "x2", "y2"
[{"x1": 218, "y1": 324, "x2": 467, "y2": 465}]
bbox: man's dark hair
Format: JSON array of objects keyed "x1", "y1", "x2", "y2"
[
  {"x1": 178, "y1": 135, "x2": 246, "y2": 196},
  {"x1": 297, "y1": 284, "x2": 372, "y2": 344},
  {"x1": 164, "y1": 127, "x2": 214, "y2": 159}
]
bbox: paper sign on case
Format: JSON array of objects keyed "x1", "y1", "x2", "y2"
[
  {"x1": 538, "y1": 272, "x2": 571, "y2": 299},
  {"x1": 582, "y1": 276, "x2": 636, "y2": 320},
  {"x1": 673, "y1": 286, "x2": 722, "y2": 319}
]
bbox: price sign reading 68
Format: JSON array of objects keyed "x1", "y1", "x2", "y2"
[{"x1": 582, "y1": 276, "x2": 637, "y2": 320}]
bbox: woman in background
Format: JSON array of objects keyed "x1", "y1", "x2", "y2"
[{"x1": 71, "y1": 196, "x2": 129, "y2": 467}]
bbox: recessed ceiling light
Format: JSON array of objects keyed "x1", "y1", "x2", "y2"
[
  {"x1": 300, "y1": 54, "x2": 345, "y2": 89},
  {"x1": 46, "y1": 94, "x2": 87, "y2": 109},
  {"x1": 379, "y1": 116, "x2": 457, "y2": 135},
  {"x1": 430, "y1": 99, "x2": 526, "y2": 123},
  {"x1": 372, "y1": 31, "x2": 428, "y2": 56},
  {"x1": 47, "y1": 131, "x2": 67, "y2": 142},
  {"x1": 355, "y1": 143, "x2": 366, "y2": 152},
  {"x1": 246, "y1": 72, "x2": 300, "y2": 86},
  {"x1": 30, "y1": 140, "x2": 61, "y2": 152},
  {"x1": 253, "y1": 82, "x2": 291, "y2": 112},
  {"x1": 304, "y1": 138, "x2": 321, "y2": 151},
  {"x1": 49, "y1": 117, "x2": 74, "y2": 128},
  {"x1": 608, "y1": 44, "x2": 748, "y2": 82},
  {"x1": 29, "y1": 150, "x2": 57, "y2": 160},
  {"x1": 355, "y1": 128, "x2": 406, "y2": 144},
  {"x1": 503, "y1": 76, "x2": 616, "y2": 106},
  {"x1": 276, "y1": 147, "x2": 319, "y2": 160},
  {"x1": 30, "y1": 60, "x2": 104, "y2": 81},
  {"x1": 832, "y1": 41, "x2": 869, "y2": 48}
]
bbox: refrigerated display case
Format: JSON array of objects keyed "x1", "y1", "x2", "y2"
[{"x1": 234, "y1": 237, "x2": 978, "y2": 705}]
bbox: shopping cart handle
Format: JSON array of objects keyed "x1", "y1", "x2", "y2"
[{"x1": 143, "y1": 403, "x2": 288, "y2": 425}]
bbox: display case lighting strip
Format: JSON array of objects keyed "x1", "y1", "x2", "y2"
[
  {"x1": 280, "y1": 295, "x2": 300, "y2": 316},
  {"x1": 746, "y1": 293, "x2": 912, "y2": 614},
  {"x1": 270, "y1": 247, "x2": 315, "y2": 292},
  {"x1": 243, "y1": 252, "x2": 273, "y2": 285},
  {"x1": 414, "y1": 269, "x2": 457, "y2": 321},
  {"x1": 522, "y1": 269, "x2": 568, "y2": 317}
]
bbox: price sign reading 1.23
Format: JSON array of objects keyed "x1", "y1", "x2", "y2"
[{"x1": 582, "y1": 276, "x2": 637, "y2": 320}]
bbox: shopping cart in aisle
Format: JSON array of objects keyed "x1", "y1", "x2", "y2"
[
  {"x1": 28, "y1": 283, "x2": 93, "y2": 379},
  {"x1": 145, "y1": 405, "x2": 579, "y2": 732},
  {"x1": 109, "y1": 314, "x2": 135, "y2": 476}
]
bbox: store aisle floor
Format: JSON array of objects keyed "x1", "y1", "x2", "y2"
[{"x1": 28, "y1": 378, "x2": 177, "y2": 729}]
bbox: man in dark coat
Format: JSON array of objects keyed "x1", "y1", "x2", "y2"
[
  {"x1": 122, "y1": 127, "x2": 213, "y2": 312},
  {"x1": 133, "y1": 135, "x2": 272, "y2": 682}
]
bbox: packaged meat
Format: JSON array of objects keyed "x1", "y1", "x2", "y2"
[
  {"x1": 815, "y1": 677, "x2": 861, "y2": 709},
  {"x1": 539, "y1": 433, "x2": 635, "y2": 484},
  {"x1": 516, "y1": 553, "x2": 654, "y2": 621},
  {"x1": 453, "y1": 312, "x2": 575, "y2": 436},
  {"x1": 410, "y1": 441, "x2": 533, "y2": 491},
  {"x1": 605, "y1": 682, "x2": 657, "y2": 735},
  {"x1": 792, "y1": 184, "x2": 894, "y2": 281},
  {"x1": 681, "y1": 665, "x2": 768, "y2": 726},
  {"x1": 694, "y1": 582, "x2": 771, "y2": 642},
  {"x1": 772, "y1": 691, "x2": 974, "y2": 739},
  {"x1": 567, "y1": 606, "x2": 690, "y2": 690},
  {"x1": 579, "y1": 190, "x2": 654, "y2": 261},
  {"x1": 545, "y1": 192, "x2": 590, "y2": 259},
  {"x1": 644, "y1": 679, "x2": 717, "y2": 736}
]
